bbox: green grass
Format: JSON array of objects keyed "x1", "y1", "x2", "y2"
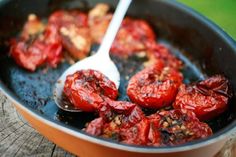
[{"x1": 178, "y1": 0, "x2": 236, "y2": 40}]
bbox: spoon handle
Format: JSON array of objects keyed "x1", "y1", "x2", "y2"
[{"x1": 97, "y1": 0, "x2": 132, "y2": 57}]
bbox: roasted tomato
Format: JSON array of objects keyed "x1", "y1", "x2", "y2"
[
  {"x1": 10, "y1": 15, "x2": 62, "y2": 71},
  {"x1": 120, "y1": 118, "x2": 150, "y2": 145},
  {"x1": 147, "y1": 109, "x2": 212, "y2": 146},
  {"x1": 10, "y1": 40, "x2": 47, "y2": 71},
  {"x1": 85, "y1": 100, "x2": 145, "y2": 140},
  {"x1": 145, "y1": 43, "x2": 183, "y2": 70},
  {"x1": 98, "y1": 100, "x2": 144, "y2": 127},
  {"x1": 88, "y1": 4, "x2": 156, "y2": 57},
  {"x1": 63, "y1": 70, "x2": 118, "y2": 112},
  {"x1": 42, "y1": 24, "x2": 63, "y2": 67},
  {"x1": 173, "y1": 75, "x2": 231, "y2": 121},
  {"x1": 49, "y1": 10, "x2": 91, "y2": 59},
  {"x1": 103, "y1": 109, "x2": 212, "y2": 146},
  {"x1": 85, "y1": 117, "x2": 104, "y2": 136},
  {"x1": 110, "y1": 18, "x2": 156, "y2": 57},
  {"x1": 127, "y1": 62, "x2": 183, "y2": 109},
  {"x1": 48, "y1": 10, "x2": 88, "y2": 28}
]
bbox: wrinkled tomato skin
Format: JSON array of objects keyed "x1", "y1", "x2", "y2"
[
  {"x1": 10, "y1": 40, "x2": 47, "y2": 71},
  {"x1": 127, "y1": 63, "x2": 183, "y2": 109},
  {"x1": 151, "y1": 109, "x2": 212, "y2": 146},
  {"x1": 99, "y1": 101, "x2": 144, "y2": 140},
  {"x1": 115, "y1": 109, "x2": 212, "y2": 146},
  {"x1": 64, "y1": 70, "x2": 118, "y2": 112},
  {"x1": 173, "y1": 75, "x2": 231, "y2": 121},
  {"x1": 85, "y1": 100, "x2": 145, "y2": 140},
  {"x1": 43, "y1": 24, "x2": 63, "y2": 67},
  {"x1": 98, "y1": 100, "x2": 144, "y2": 128},
  {"x1": 120, "y1": 118, "x2": 150, "y2": 145},
  {"x1": 10, "y1": 16, "x2": 63, "y2": 71}
]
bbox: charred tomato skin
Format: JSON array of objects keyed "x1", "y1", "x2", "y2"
[
  {"x1": 127, "y1": 62, "x2": 183, "y2": 109},
  {"x1": 85, "y1": 100, "x2": 145, "y2": 140},
  {"x1": 113, "y1": 109, "x2": 212, "y2": 146},
  {"x1": 148, "y1": 109, "x2": 212, "y2": 146},
  {"x1": 173, "y1": 75, "x2": 231, "y2": 121},
  {"x1": 63, "y1": 70, "x2": 118, "y2": 112}
]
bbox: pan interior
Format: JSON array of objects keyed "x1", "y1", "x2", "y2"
[{"x1": 0, "y1": 0, "x2": 235, "y2": 147}]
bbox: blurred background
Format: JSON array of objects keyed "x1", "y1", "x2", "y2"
[{"x1": 178, "y1": 0, "x2": 236, "y2": 40}]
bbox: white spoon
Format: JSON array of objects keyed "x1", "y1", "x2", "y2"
[{"x1": 54, "y1": 0, "x2": 132, "y2": 112}]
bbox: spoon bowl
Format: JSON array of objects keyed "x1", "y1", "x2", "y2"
[{"x1": 54, "y1": 0, "x2": 132, "y2": 112}]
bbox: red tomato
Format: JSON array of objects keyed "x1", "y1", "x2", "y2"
[
  {"x1": 10, "y1": 26, "x2": 62, "y2": 71},
  {"x1": 98, "y1": 100, "x2": 144, "y2": 128},
  {"x1": 147, "y1": 109, "x2": 212, "y2": 146},
  {"x1": 49, "y1": 10, "x2": 91, "y2": 59},
  {"x1": 43, "y1": 24, "x2": 63, "y2": 67},
  {"x1": 111, "y1": 18, "x2": 156, "y2": 57},
  {"x1": 127, "y1": 62, "x2": 183, "y2": 109},
  {"x1": 173, "y1": 75, "x2": 231, "y2": 121},
  {"x1": 145, "y1": 43, "x2": 183, "y2": 70},
  {"x1": 48, "y1": 10, "x2": 88, "y2": 28},
  {"x1": 85, "y1": 117, "x2": 104, "y2": 136},
  {"x1": 63, "y1": 70, "x2": 118, "y2": 112},
  {"x1": 89, "y1": 13, "x2": 156, "y2": 57},
  {"x1": 10, "y1": 15, "x2": 63, "y2": 71},
  {"x1": 85, "y1": 100, "x2": 145, "y2": 140},
  {"x1": 110, "y1": 109, "x2": 212, "y2": 146},
  {"x1": 10, "y1": 40, "x2": 47, "y2": 71},
  {"x1": 120, "y1": 118, "x2": 150, "y2": 145}
]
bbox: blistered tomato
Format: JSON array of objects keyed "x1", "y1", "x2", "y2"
[
  {"x1": 173, "y1": 75, "x2": 231, "y2": 121},
  {"x1": 63, "y1": 70, "x2": 118, "y2": 112},
  {"x1": 10, "y1": 15, "x2": 62, "y2": 71},
  {"x1": 127, "y1": 62, "x2": 183, "y2": 109},
  {"x1": 121, "y1": 109, "x2": 212, "y2": 146},
  {"x1": 85, "y1": 100, "x2": 145, "y2": 140}
]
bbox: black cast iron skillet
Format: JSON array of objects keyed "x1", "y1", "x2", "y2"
[{"x1": 0, "y1": 0, "x2": 236, "y2": 156}]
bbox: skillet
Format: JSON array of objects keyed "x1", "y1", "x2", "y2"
[{"x1": 0, "y1": 0, "x2": 236, "y2": 156}]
